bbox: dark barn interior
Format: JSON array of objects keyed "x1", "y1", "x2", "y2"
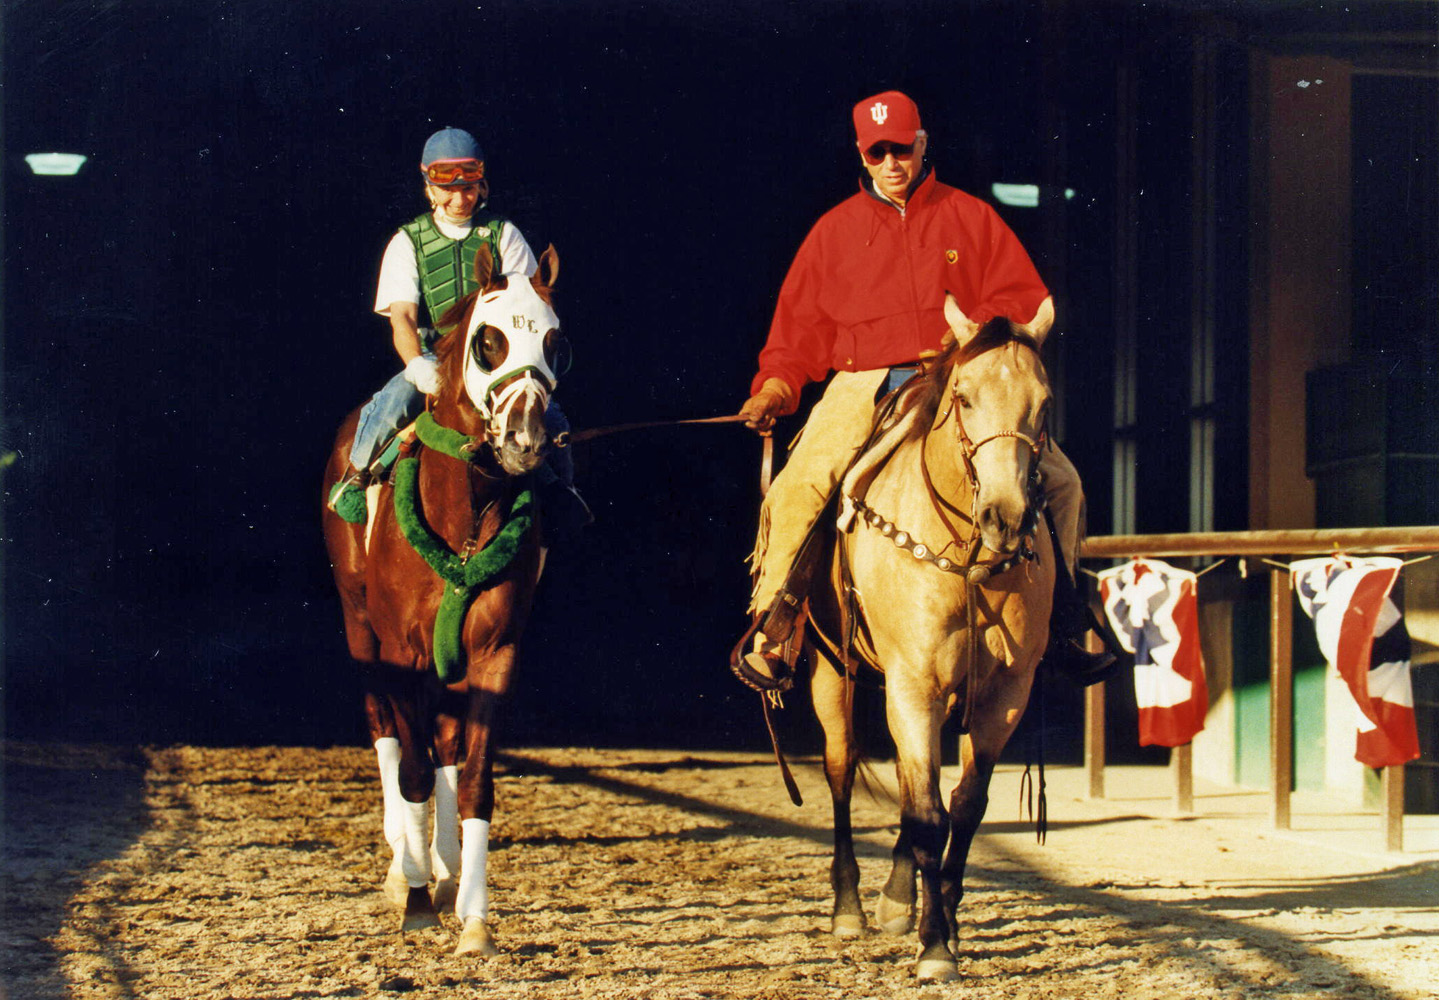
[{"x1": 4, "y1": 0, "x2": 1436, "y2": 765}]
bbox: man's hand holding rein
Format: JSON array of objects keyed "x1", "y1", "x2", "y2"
[{"x1": 740, "y1": 378, "x2": 794, "y2": 436}]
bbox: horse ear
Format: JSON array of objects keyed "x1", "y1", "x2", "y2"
[
  {"x1": 1012, "y1": 296, "x2": 1054, "y2": 347},
  {"x1": 943, "y1": 293, "x2": 979, "y2": 349},
  {"x1": 532, "y1": 244, "x2": 559, "y2": 291},
  {"x1": 473, "y1": 243, "x2": 496, "y2": 290}
]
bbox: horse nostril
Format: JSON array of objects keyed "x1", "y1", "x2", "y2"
[{"x1": 980, "y1": 506, "x2": 1007, "y2": 535}]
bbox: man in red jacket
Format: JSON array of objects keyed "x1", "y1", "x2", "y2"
[{"x1": 735, "y1": 90, "x2": 1114, "y2": 690}]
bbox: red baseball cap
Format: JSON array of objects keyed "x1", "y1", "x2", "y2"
[{"x1": 853, "y1": 91, "x2": 923, "y2": 148}]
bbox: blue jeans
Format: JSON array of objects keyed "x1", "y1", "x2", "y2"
[
  {"x1": 884, "y1": 364, "x2": 921, "y2": 394},
  {"x1": 350, "y1": 372, "x2": 574, "y2": 487},
  {"x1": 350, "y1": 370, "x2": 425, "y2": 470}
]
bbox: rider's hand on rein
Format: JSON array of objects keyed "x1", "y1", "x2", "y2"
[{"x1": 740, "y1": 382, "x2": 789, "y2": 436}]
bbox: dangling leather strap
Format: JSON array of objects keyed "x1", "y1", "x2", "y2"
[{"x1": 761, "y1": 694, "x2": 803, "y2": 806}]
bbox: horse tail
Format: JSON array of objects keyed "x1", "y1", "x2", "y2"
[{"x1": 852, "y1": 752, "x2": 899, "y2": 811}]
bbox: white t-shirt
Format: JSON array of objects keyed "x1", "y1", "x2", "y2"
[{"x1": 373, "y1": 210, "x2": 539, "y2": 317}]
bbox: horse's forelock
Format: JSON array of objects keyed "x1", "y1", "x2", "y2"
[
  {"x1": 929, "y1": 318, "x2": 1044, "y2": 385},
  {"x1": 915, "y1": 318, "x2": 1047, "y2": 420}
]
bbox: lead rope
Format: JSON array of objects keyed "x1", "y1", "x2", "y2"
[
  {"x1": 556, "y1": 412, "x2": 750, "y2": 446},
  {"x1": 557, "y1": 411, "x2": 797, "y2": 803}
]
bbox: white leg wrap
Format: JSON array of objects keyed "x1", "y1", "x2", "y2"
[
  {"x1": 374, "y1": 738, "x2": 404, "y2": 853},
  {"x1": 401, "y1": 800, "x2": 432, "y2": 887},
  {"x1": 431, "y1": 765, "x2": 460, "y2": 881},
  {"x1": 456, "y1": 818, "x2": 491, "y2": 921}
]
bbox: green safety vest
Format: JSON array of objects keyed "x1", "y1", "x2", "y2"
[{"x1": 401, "y1": 211, "x2": 506, "y2": 332}]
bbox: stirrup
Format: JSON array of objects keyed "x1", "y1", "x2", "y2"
[
  {"x1": 728, "y1": 617, "x2": 794, "y2": 694},
  {"x1": 327, "y1": 468, "x2": 369, "y2": 523}
]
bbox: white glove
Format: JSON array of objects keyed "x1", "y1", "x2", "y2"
[{"x1": 404, "y1": 353, "x2": 441, "y2": 395}]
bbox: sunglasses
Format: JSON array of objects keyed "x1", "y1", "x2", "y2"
[
  {"x1": 423, "y1": 160, "x2": 486, "y2": 185},
  {"x1": 861, "y1": 141, "x2": 916, "y2": 166}
]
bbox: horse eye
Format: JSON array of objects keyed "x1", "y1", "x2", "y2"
[
  {"x1": 956, "y1": 392, "x2": 973, "y2": 409},
  {"x1": 472, "y1": 326, "x2": 508, "y2": 373},
  {"x1": 544, "y1": 329, "x2": 572, "y2": 377}
]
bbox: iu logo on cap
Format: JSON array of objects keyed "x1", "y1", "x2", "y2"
[{"x1": 870, "y1": 101, "x2": 889, "y2": 125}]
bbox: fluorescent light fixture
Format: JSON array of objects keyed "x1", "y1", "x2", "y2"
[
  {"x1": 991, "y1": 183, "x2": 1076, "y2": 208},
  {"x1": 25, "y1": 152, "x2": 88, "y2": 176}
]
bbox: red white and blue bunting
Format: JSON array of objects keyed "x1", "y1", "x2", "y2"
[
  {"x1": 1290, "y1": 556, "x2": 1421, "y2": 769},
  {"x1": 1098, "y1": 559, "x2": 1210, "y2": 748}
]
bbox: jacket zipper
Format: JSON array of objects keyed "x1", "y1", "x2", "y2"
[{"x1": 901, "y1": 212, "x2": 925, "y2": 346}]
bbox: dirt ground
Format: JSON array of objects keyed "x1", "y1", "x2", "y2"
[{"x1": 3, "y1": 742, "x2": 1436, "y2": 1000}]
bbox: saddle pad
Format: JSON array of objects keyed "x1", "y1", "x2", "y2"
[{"x1": 364, "y1": 481, "x2": 385, "y2": 553}]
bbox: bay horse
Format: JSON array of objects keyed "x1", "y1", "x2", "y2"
[
  {"x1": 805, "y1": 294, "x2": 1056, "y2": 981},
  {"x1": 322, "y1": 244, "x2": 563, "y2": 957}
]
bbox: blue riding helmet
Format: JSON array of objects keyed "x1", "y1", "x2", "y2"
[{"x1": 421, "y1": 127, "x2": 484, "y2": 167}]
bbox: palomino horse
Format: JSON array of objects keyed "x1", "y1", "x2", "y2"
[
  {"x1": 806, "y1": 294, "x2": 1056, "y2": 981},
  {"x1": 322, "y1": 244, "x2": 564, "y2": 956}
]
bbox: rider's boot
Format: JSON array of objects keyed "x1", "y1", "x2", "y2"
[
  {"x1": 327, "y1": 464, "x2": 371, "y2": 523},
  {"x1": 1044, "y1": 557, "x2": 1120, "y2": 687},
  {"x1": 730, "y1": 589, "x2": 803, "y2": 693},
  {"x1": 732, "y1": 486, "x2": 842, "y2": 693},
  {"x1": 329, "y1": 423, "x2": 414, "y2": 521}
]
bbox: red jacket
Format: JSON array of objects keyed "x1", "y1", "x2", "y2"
[{"x1": 752, "y1": 170, "x2": 1052, "y2": 409}]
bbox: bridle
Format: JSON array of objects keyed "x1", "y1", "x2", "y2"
[
  {"x1": 901, "y1": 338, "x2": 1051, "y2": 732},
  {"x1": 908, "y1": 337, "x2": 1051, "y2": 583},
  {"x1": 952, "y1": 386, "x2": 1049, "y2": 490}
]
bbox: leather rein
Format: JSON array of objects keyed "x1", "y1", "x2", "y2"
[
  {"x1": 918, "y1": 374, "x2": 1049, "y2": 584},
  {"x1": 882, "y1": 334, "x2": 1051, "y2": 586}
]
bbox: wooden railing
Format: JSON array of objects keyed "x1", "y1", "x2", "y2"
[{"x1": 1079, "y1": 526, "x2": 1439, "y2": 853}]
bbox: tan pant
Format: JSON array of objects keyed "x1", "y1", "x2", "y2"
[{"x1": 749, "y1": 369, "x2": 1084, "y2": 614}]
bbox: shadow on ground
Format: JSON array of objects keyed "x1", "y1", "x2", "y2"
[{"x1": 1, "y1": 744, "x2": 152, "y2": 1000}]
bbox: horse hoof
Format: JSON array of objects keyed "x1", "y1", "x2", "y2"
[
  {"x1": 383, "y1": 864, "x2": 409, "y2": 908},
  {"x1": 432, "y1": 876, "x2": 458, "y2": 911},
  {"x1": 915, "y1": 957, "x2": 959, "y2": 981},
  {"x1": 400, "y1": 887, "x2": 441, "y2": 933},
  {"x1": 875, "y1": 893, "x2": 914, "y2": 935},
  {"x1": 455, "y1": 917, "x2": 499, "y2": 957},
  {"x1": 831, "y1": 913, "x2": 865, "y2": 938},
  {"x1": 400, "y1": 909, "x2": 442, "y2": 933}
]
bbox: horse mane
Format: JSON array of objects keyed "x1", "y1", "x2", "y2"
[{"x1": 433, "y1": 318, "x2": 465, "y2": 375}]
